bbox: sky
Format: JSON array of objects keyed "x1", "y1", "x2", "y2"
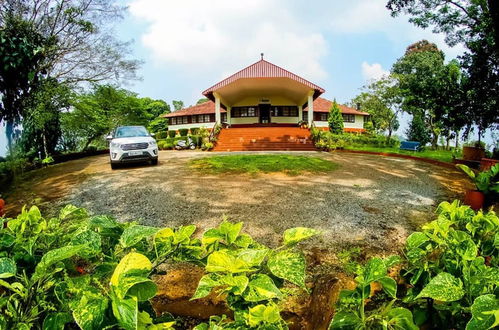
[{"x1": 0, "y1": 0, "x2": 494, "y2": 156}]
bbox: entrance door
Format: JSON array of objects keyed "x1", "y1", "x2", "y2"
[{"x1": 259, "y1": 104, "x2": 271, "y2": 124}]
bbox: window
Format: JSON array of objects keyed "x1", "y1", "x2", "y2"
[
  {"x1": 342, "y1": 114, "x2": 355, "y2": 123},
  {"x1": 232, "y1": 107, "x2": 258, "y2": 117},
  {"x1": 363, "y1": 115, "x2": 370, "y2": 123},
  {"x1": 181, "y1": 116, "x2": 188, "y2": 124},
  {"x1": 320, "y1": 113, "x2": 328, "y2": 121},
  {"x1": 302, "y1": 111, "x2": 307, "y2": 121},
  {"x1": 271, "y1": 106, "x2": 298, "y2": 117},
  {"x1": 221, "y1": 113, "x2": 227, "y2": 122},
  {"x1": 170, "y1": 117, "x2": 177, "y2": 125}
]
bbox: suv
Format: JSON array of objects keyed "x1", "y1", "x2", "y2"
[{"x1": 107, "y1": 126, "x2": 158, "y2": 169}]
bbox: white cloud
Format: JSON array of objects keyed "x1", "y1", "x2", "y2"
[
  {"x1": 128, "y1": 0, "x2": 328, "y2": 82},
  {"x1": 361, "y1": 62, "x2": 389, "y2": 82}
]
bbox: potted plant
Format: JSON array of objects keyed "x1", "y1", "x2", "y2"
[
  {"x1": 456, "y1": 164, "x2": 499, "y2": 210},
  {"x1": 298, "y1": 120, "x2": 308, "y2": 129},
  {"x1": 462, "y1": 141, "x2": 486, "y2": 161}
]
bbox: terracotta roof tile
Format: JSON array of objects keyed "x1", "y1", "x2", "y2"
[
  {"x1": 305, "y1": 97, "x2": 369, "y2": 116},
  {"x1": 162, "y1": 101, "x2": 224, "y2": 118},
  {"x1": 202, "y1": 59, "x2": 325, "y2": 96}
]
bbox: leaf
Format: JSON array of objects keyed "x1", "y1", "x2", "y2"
[
  {"x1": 457, "y1": 164, "x2": 476, "y2": 179},
  {"x1": 364, "y1": 257, "x2": 387, "y2": 284},
  {"x1": 72, "y1": 294, "x2": 108, "y2": 330},
  {"x1": 220, "y1": 274, "x2": 249, "y2": 295},
  {"x1": 59, "y1": 205, "x2": 87, "y2": 221},
  {"x1": 43, "y1": 313, "x2": 73, "y2": 330},
  {"x1": 89, "y1": 215, "x2": 119, "y2": 229},
  {"x1": 110, "y1": 252, "x2": 154, "y2": 299},
  {"x1": 329, "y1": 311, "x2": 362, "y2": 329},
  {"x1": 268, "y1": 249, "x2": 306, "y2": 287},
  {"x1": 173, "y1": 225, "x2": 196, "y2": 244},
  {"x1": 120, "y1": 225, "x2": 159, "y2": 248},
  {"x1": 386, "y1": 307, "x2": 419, "y2": 330},
  {"x1": 0, "y1": 233, "x2": 15, "y2": 247},
  {"x1": 34, "y1": 245, "x2": 86, "y2": 279},
  {"x1": 466, "y1": 294, "x2": 499, "y2": 330},
  {"x1": 406, "y1": 232, "x2": 429, "y2": 249},
  {"x1": 191, "y1": 274, "x2": 220, "y2": 300},
  {"x1": 112, "y1": 296, "x2": 138, "y2": 330},
  {"x1": 119, "y1": 276, "x2": 157, "y2": 301},
  {"x1": 234, "y1": 233, "x2": 254, "y2": 248},
  {"x1": 219, "y1": 221, "x2": 243, "y2": 244},
  {"x1": 283, "y1": 227, "x2": 318, "y2": 246},
  {"x1": 247, "y1": 303, "x2": 282, "y2": 327},
  {"x1": 0, "y1": 257, "x2": 16, "y2": 279},
  {"x1": 244, "y1": 274, "x2": 283, "y2": 302},
  {"x1": 201, "y1": 228, "x2": 224, "y2": 246},
  {"x1": 206, "y1": 250, "x2": 253, "y2": 273},
  {"x1": 416, "y1": 272, "x2": 465, "y2": 302},
  {"x1": 237, "y1": 249, "x2": 268, "y2": 267},
  {"x1": 70, "y1": 230, "x2": 102, "y2": 257},
  {"x1": 378, "y1": 276, "x2": 397, "y2": 298}
]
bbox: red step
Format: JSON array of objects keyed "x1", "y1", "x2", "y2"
[{"x1": 212, "y1": 127, "x2": 317, "y2": 152}]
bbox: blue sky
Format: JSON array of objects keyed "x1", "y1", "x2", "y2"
[{"x1": 1, "y1": 0, "x2": 494, "y2": 156}]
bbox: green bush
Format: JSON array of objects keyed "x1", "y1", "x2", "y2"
[
  {"x1": 331, "y1": 200, "x2": 499, "y2": 329},
  {"x1": 155, "y1": 131, "x2": 168, "y2": 139},
  {"x1": 157, "y1": 140, "x2": 174, "y2": 150},
  {"x1": 190, "y1": 127, "x2": 199, "y2": 135},
  {"x1": 0, "y1": 204, "x2": 316, "y2": 329},
  {"x1": 179, "y1": 128, "x2": 189, "y2": 137},
  {"x1": 167, "y1": 130, "x2": 176, "y2": 138},
  {"x1": 190, "y1": 135, "x2": 202, "y2": 147},
  {"x1": 313, "y1": 132, "x2": 399, "y2": 150}
]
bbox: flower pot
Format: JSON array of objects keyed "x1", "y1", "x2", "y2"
[
  {"x1": 480, "y1": 158, "x2": 499, "y2": 171},
  {"x1": 464, "y1": 190, "x2": 485, "y2": 210},
  {"x1": 462, "y1": 146, "x2": 486, "y2": 161}
]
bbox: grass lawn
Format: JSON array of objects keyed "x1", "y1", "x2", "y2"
[
  {"x1": 190, "y1": 154, "x2": 339, "y2": 175},
  {"x1": 344, "y1": 146, "x2": 456, "y2": 163}
]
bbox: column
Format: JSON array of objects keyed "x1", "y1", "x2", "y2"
[
  {"x1": 307, "y1": 92, "x2": 314, "y2": 125},
  {"x1": 298, "y1": 105, "x2": 303, "y2": 122},
  {"x1": 214, "y1": 93, "x2": 221, "y2": 124},
  {"x1": 227, "y1": 106, "x2": 231, "y2": 126}
]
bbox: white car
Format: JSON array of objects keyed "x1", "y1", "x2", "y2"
[{"x1": 107, "y1": 126, "x2": 158, "y2": 169}]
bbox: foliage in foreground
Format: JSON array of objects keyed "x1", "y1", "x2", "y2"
[
  {"x1": 0, "y1": 205, "x2": 317, "y2": 329},
  {"x1": 330, "y1": 200, "x2": 499, "y2": 329},
  {"x1": 189, "y1": 155, "x2": 339, "y2": 175}
]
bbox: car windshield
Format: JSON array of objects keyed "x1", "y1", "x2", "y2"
[{"x1": 115, "y1": 126, "x2": 149, "y2": 138}]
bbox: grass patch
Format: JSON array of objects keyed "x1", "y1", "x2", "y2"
[
  {"x1": 190, "y1": 154, "x2": 339, "y2": 175},
  {"x1": 344, "y1": 146, "x2": 455, "y2": 163}
]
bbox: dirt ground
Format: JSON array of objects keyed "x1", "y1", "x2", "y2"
[{"x1": 4, "y1": 150, "x2": 471, "y2": 256}]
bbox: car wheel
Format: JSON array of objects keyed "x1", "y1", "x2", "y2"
[
  {"x1": 151, "y1": 159, "x2": 158, "y2": 165},
  {"x1": 111, "y1": 162, "x2": 119, "y2": 170},
  {"x1": 190, "y1": 145, "x2": 196, "y2": 150}
]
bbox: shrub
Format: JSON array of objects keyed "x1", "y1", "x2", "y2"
[
  {"x1": 190, "y1": 127, "x2": 199, "y2": 135},
  {"x1": 155, "y1": 131, "x2": 168, "y2": 139},
  {"x1": 168, "y1": 130, "x2": 177, "y2": 138},
  {"x1": 157, "y1": 140, "x2": 170, "y2": 150},
  {"x1": 190, "y1": 135, "x2": 202, "y2": 147},
  {"x1": 202, "y1": 142, "x2": 214, "y2": 150},
  {"x1": 179, "y1": 128, "x2": 189, "y2": 136},
  {"x1": 331, "y1": 200, "x2": 499, "y2": 329}
]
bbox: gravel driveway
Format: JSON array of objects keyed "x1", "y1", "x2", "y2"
[{"x1": 49, "y1": 150, "x2": 469, "y2": 255}]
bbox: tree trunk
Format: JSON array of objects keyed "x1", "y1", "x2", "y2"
[
  {"x1": 455, "y1": 130, "x2": 460, "y2": 149},
  {"x1": 42, "y1": 133, "x2": 49, "y2": 159},
  {"x1": 446, "y1": 133, "x2": 450, "y2": 150}
]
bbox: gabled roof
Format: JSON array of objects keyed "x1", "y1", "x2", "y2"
[
  {"x1": 202, "y1": 59, "x2": 325, "y2": 99},
  {"x1": 306, "y1": 97, "x2": 369, "y2": 116},
  {"x1": 163, "y1": 101, "x2": 225, "y2": 118}
]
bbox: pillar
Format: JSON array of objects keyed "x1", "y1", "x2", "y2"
[
  {"x1": 307, "y1": 92, "x2": 314, "y2": 125},
  {"x1": 214, "y1": 93, "x2": 221, "y2": 124},
  {"x1": 298, "y1": 105, "x2": 303, "y2": 122},
  {"x1": 227, "y1": 106, "x2": 231, "y2": 125}
]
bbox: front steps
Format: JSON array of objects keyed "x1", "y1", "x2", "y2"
[{"x1": 212, "y1": 127, "x2": 317, "y2": 152}]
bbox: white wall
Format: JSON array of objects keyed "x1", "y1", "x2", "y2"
[
  {"x1": 271, "y1": 116, "x2": 300, "y2": 124},
  {"x1": 230, "y1": 117, "x2": 259, "y2": 125},
  {"x1": 315, "y1": 115, "x2": 366, "y2": 129}
]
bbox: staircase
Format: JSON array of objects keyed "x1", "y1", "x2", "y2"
[{"x1": 212, "y1": 127, "x2": 317, "y2": 152}]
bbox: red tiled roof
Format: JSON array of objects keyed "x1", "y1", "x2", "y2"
[
  {"x1": 202, "y1": 59, "x2": 325, "y2": 98},
  {"x1": 162, "y1": 101, "x2": 225, "y2": 118},
  {"x1": 305, "y1": 97, "x2": 369, "y2": 116},
  {"x1": 163, "y1": 97, "x2": 368, "y2": 117}
]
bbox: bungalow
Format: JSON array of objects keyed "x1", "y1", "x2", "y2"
[{"x1": 164, "y1": 57, "x2": 369, "y2": 132}]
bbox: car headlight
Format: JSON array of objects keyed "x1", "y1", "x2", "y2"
[
  {"x1": 149, "y1": 141, "x2": 157, "y2": 147},
  {"x1": 110, "y1": 142, "x2": 120, "y2": 148}
]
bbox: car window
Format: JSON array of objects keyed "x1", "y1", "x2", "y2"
[{"x1": 115, "y1": 127, "x2": 149, "y2": 138}]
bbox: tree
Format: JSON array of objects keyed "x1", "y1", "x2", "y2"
[
  {"x1": 392, "y1": 40, "x2": 461, "y2": 149},
  {"x1": 328, "y1": 100, "x2": 344, "y2": 134},
  {"x1": 406, "y1": 113, "x2": 431, "y2": 145},
  {"x1": 63, "y1": 85, "x2": 151, "y2": 150},
  {"x1": 351, "y1": 76, "x2": 401, "y2": 139},
  {"x1": 387, "y1": 0, "x2": 499, "y2": 142},
  {"x1": 141, "y1": 98, "x2": 170, "y2": 118},
  {"x1": 196, "y1": 98, "x2": 209, "y2": 105},
  {"x1": 0, "y1": 15, "x2": 49, "y2": 151},
  {"x1": 172, "y1": 100, "x2": 184, "y2": 111}
]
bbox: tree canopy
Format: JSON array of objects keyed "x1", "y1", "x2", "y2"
[{"x1": 328, "y1": 100, "x2": 344, "y2": 134}]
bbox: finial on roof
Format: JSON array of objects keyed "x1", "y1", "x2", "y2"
[{"x1": 260, "y1": 53, "x2": 264, "y2": 60}]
